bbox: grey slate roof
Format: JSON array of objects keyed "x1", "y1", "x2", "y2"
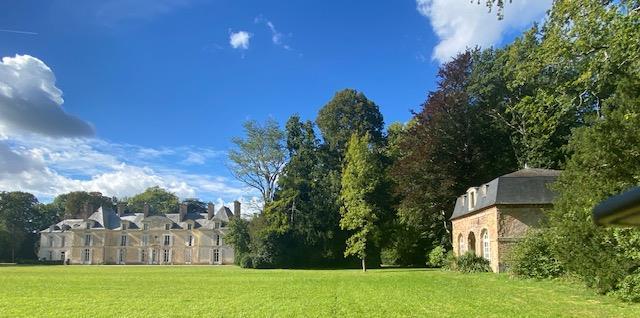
[
  {"x1": 42, "y1": 205, "x2": 235, "y2": 232},
  {"x1": 450, "y1": 168, "x2": 561, "y2": 220}
]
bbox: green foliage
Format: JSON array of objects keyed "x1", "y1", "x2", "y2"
[
  {"x1": 52, "y1": 191, "x2": 114, "y2": 219},
  {"x1": 614, "y1": 270, "x2": 640, "y2": 303},
  {"x1": 427, "y1": 246, "x2": 447, "y2": 268},
  {"x1": 316, "y1": 89, "x2": 384, "y2": 156},
  {"x1": 239, "y1": 254, "x2": 253, "y2": 269},
  {"x1": 125, "y1": 186, "x2": 179, "y2": 215},
  {"x1": 226, "y1": 217, "x2": 251, "y2": 263},
  {"x1": 228, "y1": 119, "x2": 287, "y2": 207},
  {"x1": 452, "y1": 252, "x2": 492, "y2": 273},
  {"x1": 0, "y1": 192, "x2": 58, "y2": 262},
  {"x1": 340, "y1": 133, "x2": 384, "y2": 270},
  {"x1": 546, "y1": 81, "x2": 640, "y2": 294},
  {"x1": 510, "y1": 231, "x2": 565, "y2": 279}
]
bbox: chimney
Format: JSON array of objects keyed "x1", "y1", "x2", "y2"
[
  {"x1": 207, "y1": 203, "x2": 215, "y2": 220},
  {"x1": 234, "y1": 200, "x2": 241, "y2": 218},
  {"x1": 82, "y1": 202, "x2": 93, "y2": 220},
  {"x1": 117, "y1": 203, "x2": 126, "y2": 217},
  {"x1": 179, "y1": 203, "x2": 188, "y2": 221},
  {"x1": 143, "y1": 203, "x2": 150, "y2": 217}
]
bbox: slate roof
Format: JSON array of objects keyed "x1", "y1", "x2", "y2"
[
  {"x1": 42, "y1": 205, "x2": 236, "y2": 232},
  {"x1": 450, "y1": 168, "x2": 561, "y2": 220}
]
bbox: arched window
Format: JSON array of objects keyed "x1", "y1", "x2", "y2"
[
  {"x1": 457, "y1": 234, "x2": 464, "y2": 255},
  {"x1": 482, "y1": 230, "x2": 490, "y2": 261},
  {"x1": 467, "y1": 232, "x2": 476, "y2": 255}
]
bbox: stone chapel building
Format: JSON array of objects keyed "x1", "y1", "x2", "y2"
[
  {"x1": 37, "y1": 201, "x2": 238, "y2": 265},
  {"x1": 450, "y1": 168, "x2": 560, "y2": 272}
]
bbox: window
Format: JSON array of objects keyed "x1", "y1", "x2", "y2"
[
  {"x1": 48, "y1": 251, "x2": 53, "y2": 260},
  {"x1": 482, "y1": 184, "x2": 489, "y2": 197},
  {"x1": 469, "y1": 191, "x2": 476, "y2": 209},
  {"x1": 163, "y1": 249, "x2": 170, "y2": 263},
  {"x1": 165, "y1": 224, "x2": 171, "y2": 230},
  {"x1": 61, "y1": 236, "x2": 65, "y2": 247},
  {"x1": 212, "y1": 249, "x2": 220, "y2": 263},
  {"x1": 140, "y1": 250, "x2": 146, "y2": 263},
  {"x1": 83, "y1": 249, "x2": 90, "y2": 262},
  {"x1": 482, "y1": 230, "x2": 491, "y2": 261},
  {"x1": 185, "y1": 249, "x2": 192, "y2": 264},
  {"x1": 187, "y1": 223, "x2": 192, "y2": 230},
  {"x1": 187, "y1": 235, "x2": 193, "y2": 247},
  {"x1": 457, "y1": 234, "x2": 464, "y2": 255},
  {"x1": 84, "y1": 234, "x2": 92, "y2": 247},
  {"x1": 142, "y1": 235, "x2": 149, "y2": 246},
  {"x1": 49, "y1": 236, "x2": 54, "y2": 247},
  {"x1": 60, "y1": 251, "x2": 65, "y2": 261},
  {"x1": 118, "y1": 249, "x2": 126, "y2": 264},
  {"x1": 122, "y1": 222, "x2": 128, "y2": 230},
  {"x1": 120, "y1": 235, "x2": 128, "y2": 246},
  {"x1": 151, "y1": 249, "x2": 157, "y2": 264},
  {"x1": 214, "y1": 222, "x2": 219, "y2": 229},
  {"x1": 163, "y1": 235, "x2": 171, "y2": 246},
  {"x1": 215, "y1": 234, "x2": 220, "y2": 246},
  {"x1": 143, "y1": 223, "x2": 149, "y2": 231}
]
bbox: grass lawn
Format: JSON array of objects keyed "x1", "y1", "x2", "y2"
[{"x1": 0, "y1": 266, "x2": 638, "y2": 317}]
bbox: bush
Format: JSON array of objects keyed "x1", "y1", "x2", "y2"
[
  {"x1": 427, "y1": 246, "x2": 447, "y2": 268},
  {"x1": 614, "y1": 270, "x2": 640, "y2": 303},
  {"x1": 239, "y1": 254, "x2": 253, "y2": 268},
  {"x1": 453, "y1": 252, "x2": 491, "y2": 273},
  {"x1": 442, "y1": 251, "x2": 456, "y2": 271},
  {"x1": 510, "y1": 231, "x2": 564, "y2": 279}
]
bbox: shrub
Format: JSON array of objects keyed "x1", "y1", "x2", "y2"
[
  {"x1": 239, "y1": 254, "x2": 253, "y2": 268},
  {"x1": 427, "y1": 246, "x2": 447, "y2": 268},
  {"x1": 442, "y1": 251, "x2": 456, "y2": 271},
  {"x1": 453, "y1": 252, "x2": 491, "y2": 273},
  {"x1": 614, "y1": 270, "x2": 640, "y2": 303},
  {"x1": 510, "y1": 231, "x2": 564, "y2": 279}
]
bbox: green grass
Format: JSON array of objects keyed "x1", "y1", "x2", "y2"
[{"x1": 0, "y1": 266, "x2": 637, "y2": 317}]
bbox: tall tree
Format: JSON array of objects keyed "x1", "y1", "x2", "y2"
[
  {"x1": 316, "y1": 89, "x2": 384, "y2": 157},
  {"x1": 125, "y1": 186, "x2": 179, "y2": 215},
  {"x1": 53, "y1": 191, "x2": 114, "y2": 219},
  {"x1": 228, "y1": 119, "x2": 287, "y2": 209},
  {"x1": 0, "y1": 192, "x2": 45, "y2": 262},
  {"x1": 391, "y1": 52, "x2": 517, "y2": 263},
  {"x1": 340, "y1": 133, "x2": 383, "y2": 271}
]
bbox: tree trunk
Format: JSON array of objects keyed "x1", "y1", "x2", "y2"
[{"x1": 361, "y1": 257, "x2": 366, "y2": 272}]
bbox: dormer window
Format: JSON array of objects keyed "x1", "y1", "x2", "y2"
[
  {"x1": 165, "y1": 224, "x2": 171, "y2": 231},
  {"x1": 143, "y1": 223, "x2": 149, "y2": 231},
  {"x1": 482, "y1": 184, "x2": 489, "y2": 197},
  {"x1": 187, "y1": 223, "x2": 193, "y2": 230},
  {"x1": 122, "y1": 222, "x2": 128, "y2": 230},
  {"x1": 470, "y1": 191, "x2": 475, "y2": 209}
]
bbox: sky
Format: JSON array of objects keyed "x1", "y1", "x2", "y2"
[{"x1": 0, "y1": 0, "x2": 552, "y2": 211}]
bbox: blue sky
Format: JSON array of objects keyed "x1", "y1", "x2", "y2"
[{"x1": 0, "y1": 0, "x2": 551, "y2": 211}]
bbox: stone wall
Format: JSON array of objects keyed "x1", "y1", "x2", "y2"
[{"x1": 451, "y1": 206, "x2": 500, "y2": 272}]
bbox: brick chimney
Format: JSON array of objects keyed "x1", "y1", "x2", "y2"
[
  {"x1": 143, "y1": 203, "x2": 150, "y2": 217},
  {"x1": 207, "y1": 203, "x2": 215, "y2": 220},
  {"x1": 179, "y1": 203, "x2": 188, "y2": 221},
  {"x1": 234, "y1": 200, "x2": 241, "y2": 218},
  {"x1": 82, "y1": 202, "x2": 93, "y2": 220},
  {"x1": 117, "y1": 203, "x2": 126, "y2": 217}
]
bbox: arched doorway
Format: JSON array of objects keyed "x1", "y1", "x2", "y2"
[
  {"x1": 457, "y1": 234, "x2": 464, "y2": 256},
  {"x1": 467, "y1": 232, "x2": 476, "y2": 255}
]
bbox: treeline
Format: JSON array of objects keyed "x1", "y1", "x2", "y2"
[
  {"x1": 0, "y1": 186, "x2": 210, "y2": 262},
  {"x1": 225, "y1": 0, "x2": 640, "y2": 298}
]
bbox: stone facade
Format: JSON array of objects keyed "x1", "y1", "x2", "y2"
[
  {"x1": 450, "y1": 168, "x2": 560, "y2": 273},
  {"x1": 38, "y1": 202, "x2": 239, "y2": 265}
]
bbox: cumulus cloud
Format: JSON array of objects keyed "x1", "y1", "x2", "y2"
[
  {"x1": 0, "y1": 54, "x2": 94, "y2": 137},
  {"x1": 416, "y1": 0, "x2": 552, "y2": 62},
  {"x1": 229, "y1": 31, "x2": 252, "y2": 50}
]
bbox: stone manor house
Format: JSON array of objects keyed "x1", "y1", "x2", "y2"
[
  {"x1": 38, "y1": 201, "x2": 238, "y2": 265},
  {"x1": 451, "y1": 168, "x2": 560, "y2": 272}
]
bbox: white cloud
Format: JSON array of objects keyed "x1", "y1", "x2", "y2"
[
  {"x1": 416, "y1": 0, "x2": 552, "y2": 62},
  {"x1": 229, "y1": 31, "x2": 252, "y2": 50},
  {"x1": 254, "y1": 16, "x2": 292, "y2": 50},
  {"x1": 0, "y1": 54, "x2": 94, "y2": 137}
]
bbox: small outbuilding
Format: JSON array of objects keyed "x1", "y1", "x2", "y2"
[{"x1": 450, "y1": 168, "x2": 560, "y2": 272}]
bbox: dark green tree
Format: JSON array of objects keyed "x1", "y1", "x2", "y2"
[{"x1": 125, "y1": 186, "x2": 179, "y2": 215}]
